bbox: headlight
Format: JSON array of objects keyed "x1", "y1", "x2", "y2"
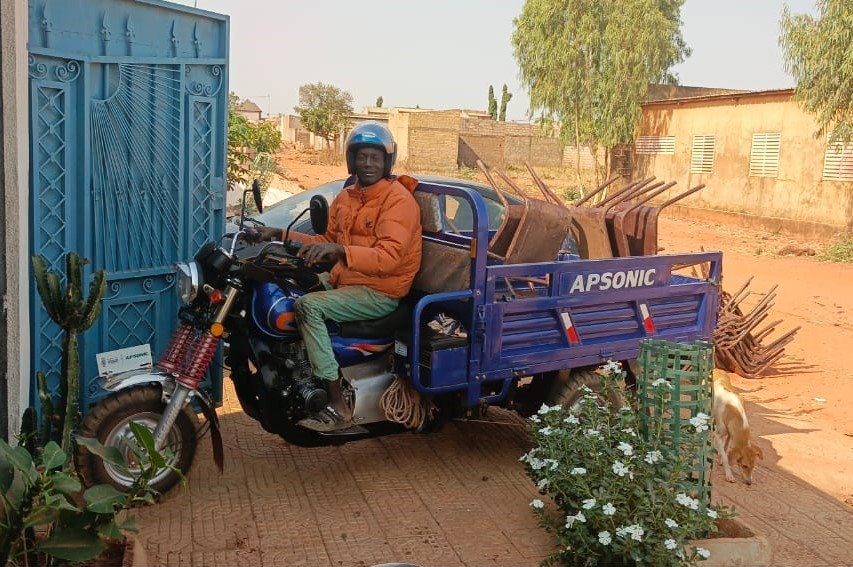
[{"x1": 175, "y1": 261, "x2": 200, "y2": 305}]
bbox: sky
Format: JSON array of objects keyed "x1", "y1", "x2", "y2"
[{"x1": 175, "y1": 0, "x2": 817, "y2": 122}]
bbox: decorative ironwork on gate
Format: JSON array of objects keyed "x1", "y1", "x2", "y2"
[{"x1": 28, "y1": 0, "x2": 229, "y2": 410}]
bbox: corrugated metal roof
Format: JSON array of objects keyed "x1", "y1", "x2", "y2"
[{"x1": 642, "y1": 88, "x2": 795, "y2": 107}]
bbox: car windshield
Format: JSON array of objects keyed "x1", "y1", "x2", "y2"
[{"x1": 254, "y1": 176, "x2": 514, "y2": 235}]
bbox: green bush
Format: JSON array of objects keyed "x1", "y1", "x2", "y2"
[
  {"x1": 818, "y1": 233, "x2": 853, "y2": 263},
  {"x1": 1, "y1": 425, "x2": 177, "y2": 566},
  {"x1": 521, "y1": 363, "x2": 732, "y2": 566}
]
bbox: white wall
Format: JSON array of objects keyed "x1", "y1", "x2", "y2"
[{"x1": 1, "y1": 0, "x2": 31, "y2": 439}]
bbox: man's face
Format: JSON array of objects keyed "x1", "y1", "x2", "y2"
[{"x1": 354, "y1": 146, "x2": 386, "y2": 187}]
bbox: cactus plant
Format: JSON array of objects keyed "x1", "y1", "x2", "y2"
[{"x1": 32, "y1": 253, "x2": 107, "y2": 459}]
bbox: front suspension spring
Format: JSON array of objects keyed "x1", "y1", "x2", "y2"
[
  {"x1": 176, "y1": 332, "x2": 220, "y2": 390},
  {"x1": 157, "y1": 323, "x2": 195, "y2": 375}
]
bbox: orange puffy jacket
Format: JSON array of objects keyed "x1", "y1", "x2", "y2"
[{"x1": 294, "y1": 177, "x2": 423, "y2": 299}]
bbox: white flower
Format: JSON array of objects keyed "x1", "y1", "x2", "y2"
[
  {"x1": 580, "y1": 385, "x2": 593, "y2": 393},
  {"x1": 602, "y1": 503, "x2": 616, "y2": 516},
  {"x1": 539, "y1": 425, "x2": 555, "y2": 436},
  {"x1": 529, "y1": 457, "x2": 546, "y2": 470},
  {"x1": 538, "y1": 403, "x2": 551, "y2": 415},
  {"x1": 604, "y1": 360, "x2": 622, "y2": 374},
  {"x1": 598, "y1": 531, "x2": 612, "y2": 545},
  {"x1": 696, "y1": 547, "x2": 711, "y2": 559},
  {"x1": 644, "y1": 450, "x2": 663, "y2": 464},
  {"x1": 530, "y1": 499, "x2": 544, "y2": 509},
  {"x1": 617, "y1": 442, "x2": 634, "y2": 456},
  {"x1": 543, "y1": 458, "x2": 559, "y2": 471},
  {"x1": 707, "y1": 509, "x2": 718, "y2": 519},
  {"x1": 665, "y1": 518, "x2": 679, "y2": 529},
  {"x1": 622, "y1": 427, "x2": 637, "y2": 437},
  {"x1": 676, "y1": 493, "x2": 700, "y2": 510},
  {"x1": 582, "y1": 498, "x2": 596, "y2": 510},
  {"x1": 585, "y1": 429, "x2": 601, "y2": 437},
  {"x1": 530, "y1": 415, "x2": 541, "y2": 424},
  {"x1": 564, "y1": 414, "x2": 580, "y2": 425},
  {"x1": 664, "y1": 539, "x2": 678, "y2": 550},
  {"x1": 570, "y1": 467, "x2": 587, "y2": 475},
  {"x1": 537, "y1": 478, "x2": 550, "y2": 490},
  {"x1": 612, "y1": 460, "x2": 630, "y2": 477},
  {"x1": 651, "y1": 377, "x2": 672, "y2": 389},
  {"x1": 564, "y1": 512, "x2": 586, "y2": 528},
  {"x1": 616, "y1": 524, "x2": 644, "y2": 541},
  {"x1": 689, "y1": 412, "x2": 711, "y2": 433}
]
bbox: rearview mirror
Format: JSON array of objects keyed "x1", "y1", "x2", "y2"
[
  {"x1": 251, "y1": 179, "x2": 264, "y2": 214},
  {"x1": 309, "y1": 195, "x2": 329, "y2": 235}
]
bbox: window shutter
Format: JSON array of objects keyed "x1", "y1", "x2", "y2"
[
  {"x1": 635, "y1": 136, "x2": 675, "y2": 155},
  {"x1": 822, "y1": 137, "x2": 853, "y2": 182},
  {"x1": 749, "y1": 133, "x2": 781, "y2": 177},
  {"x1": 690, "y1": 135, "x2": 716, "y2": 174}
]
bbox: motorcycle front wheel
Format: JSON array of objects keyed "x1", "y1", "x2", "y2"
[{"x1": 75, "y1": 385, "x2": 198, "y2": 494}]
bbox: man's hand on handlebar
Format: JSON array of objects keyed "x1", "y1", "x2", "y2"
[
  {"x1": 298, "y1": 243, "x2": 345, "y2": 267},
  {"x1": 247, "y1": 226, "x2": 284, "y2": 242}
]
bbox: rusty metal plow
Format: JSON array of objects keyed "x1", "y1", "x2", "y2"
[{"x1": 712, "y1": 276, "x2": 801, "y2": 378}]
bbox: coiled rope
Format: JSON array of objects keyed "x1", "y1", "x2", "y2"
[{"x1": 380, "y1": 374, "x2": 437, "y2": 430}]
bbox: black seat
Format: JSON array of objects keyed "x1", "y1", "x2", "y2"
[{"x1": 338, "y1": 301, "x2": 411, "y2": 339}]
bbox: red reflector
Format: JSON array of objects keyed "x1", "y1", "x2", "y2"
[
  {"x1": 559, "y1": 312, "x2": 580, "y2": 345},
  {"x1": 639, "y1": 303, "x2": 655, "y2": 333},
  {"x1": 567, "y1": 326, "x2": 580, "y2": 344},
  {"x1": 208, "y1": 289, "x2": 224, "y2": 304}
]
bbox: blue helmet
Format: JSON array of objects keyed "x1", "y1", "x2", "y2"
[{"x1": 345, "y1": 122, "x2": 397, "y2": 178}]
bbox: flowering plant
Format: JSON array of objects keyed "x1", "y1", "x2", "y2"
[{"x1": 522, "y1": 363, "x2": 731, "y2": 566}]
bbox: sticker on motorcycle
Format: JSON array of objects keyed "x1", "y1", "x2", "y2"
[{"x1": 96, "y1": 344, "x2": 153, "y2": 377}]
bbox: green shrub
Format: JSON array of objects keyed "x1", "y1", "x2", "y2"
[
  {"x1": 522, "y1": 363, "x2": 732, "y2": 566},
  {"x1": 1, "y1": 424, "x2": 177, "y2": 566},
  {"x1": 818, "y1": 233, "x2": 853, "y2": 263}
]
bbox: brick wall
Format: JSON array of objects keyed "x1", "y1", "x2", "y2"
[
  {"x1": 405, "y1": 111, "x2": 460, "y2": 171},
  {"x1": 458, "y1": 118, "x2": 564, "y2": 168}
]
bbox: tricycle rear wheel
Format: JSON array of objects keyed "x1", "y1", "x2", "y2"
[{"x1": 546, "y1": 368, "x2": 626, "y2": 412}]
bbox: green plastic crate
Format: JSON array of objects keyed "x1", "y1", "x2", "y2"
[{"x1": 637, "y1": 339, "x2": 715, "y2": 504}]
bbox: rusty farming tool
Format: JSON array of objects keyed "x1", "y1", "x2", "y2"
[
  {"x1": 619, "y1": 183, "x2": 706, "y2": 256},
  {"x1": 611, "y1": 182, "x2": 677, "y2": 257},
  {"x1": 713, "y1": 280, "x2": 801, "y2": 378}
]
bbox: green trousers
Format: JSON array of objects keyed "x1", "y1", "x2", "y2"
[{"x1": 294, "y1": 284, "x2": 399, "y2": 381}]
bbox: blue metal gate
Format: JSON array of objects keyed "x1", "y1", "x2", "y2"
[{"x1": 28, "y1": 0, "x2": 229, "y2": 410}]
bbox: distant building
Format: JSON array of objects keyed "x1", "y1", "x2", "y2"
[
  {"x1": 236, "y1": 99, "x2": 262, "y2": 122},
  {"x1": 635, "y1": 88, "x2": 852, "y2": 237}
]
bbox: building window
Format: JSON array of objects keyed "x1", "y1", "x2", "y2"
[
  {"x1": 749, "y1": 133, "x2": 781, "y2": 177},
  {"x1": 822, "y1": 137, "x2": 853, "y2": 182},
  {"x1": 690, "y1": 135, "x2": 716, "y2": 174},
  {"x1": 635, "y1": 136, "x2": 675, "y2": 155}
]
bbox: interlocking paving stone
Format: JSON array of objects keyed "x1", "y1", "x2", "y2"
[{"x1": 134, "y1": 381, "x2": 853, "y2": 567}]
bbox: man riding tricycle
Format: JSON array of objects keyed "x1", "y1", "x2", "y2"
[{"x1": 76, "y1": 123, "x2": 721, "y2": 492}]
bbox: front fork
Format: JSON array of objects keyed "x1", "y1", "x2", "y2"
[{"x1": 152, "y1": 285, "x2": 239, "y2": 451}]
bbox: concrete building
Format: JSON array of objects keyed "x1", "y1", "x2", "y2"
[
  {"x1": 1, "y1": 0, "x2": 30, "y2": 440},
  {"x1": 635, "y1": 89, "x2": 852, "y2": 237},
  {"x1": 236, "y1": 99, "x2": 262, "y2": 121}
]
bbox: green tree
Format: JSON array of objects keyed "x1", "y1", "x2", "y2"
[
  {"x1": 228, "y1": 92, "x2": 283, "y2": 187},
  {"x1": 294, "y1": 82, "x2": 354, "y2": 148},
  {"x1": 499, "y1": 84, "x2": 513, "y2": 121},
  {"x1": 780, "y1": 1, "x2": 853, "y2": 144},
  {"x1": 488, "y1": 85, "x2": 498, "y2": 120},
  {"x1": 376, "y1": 96, "x2": 384, "y2": 108},
  {"x1": 512, "y1": 0, "x2": 690, "y2": 180}
]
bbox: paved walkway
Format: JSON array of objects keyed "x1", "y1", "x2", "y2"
[{"x1": 134, "y1": 383, "x2": 853, "y2": 567}]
